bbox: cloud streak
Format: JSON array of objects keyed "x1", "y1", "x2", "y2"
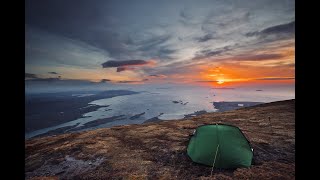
[
  {"x1": 100, "y1": 79, "x2": 111, "y2": 83},
  {"x1": 149, "y1": 74, "x2": 167, "y2": 78},
  {"x1": 233, "y1": 53, "x2": 284, "y2": 61},
  {"x1": 25, "y1": 73, "x2": 38, "y2": 79},
  {"x1": 195, "y1": 80, "x2": 219, "y2": 82},
  {"x1": 102, "y1": 60, "x2": 150, "y2": 68},
  {"x1": 255, "y1": 77, "x2": 295, "y2": 81},
  {"x1": 197, "y1": 34, "x2": 215, "y2": 42},
  {"x1": 246, "y1": 21, "x2": 295, "y2": 39},
  {"x1": 102, "y1": 60, "x2": 156, "y2": 73}
]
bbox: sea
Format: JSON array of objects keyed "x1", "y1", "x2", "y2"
[{"x1": 25, "y1": 82, "x2": 295, "y2": 139}]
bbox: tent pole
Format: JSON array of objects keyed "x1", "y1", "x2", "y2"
[
  {"x1": 210, "y1": 144, "x2": 220, "y2": 177},
  {"x1": 211, "y1": 123, "x2": 220, "y2": 177}
]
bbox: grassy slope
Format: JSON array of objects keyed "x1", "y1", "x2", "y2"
[{"x1": 25, "y1": 99, "x2": 295, "y2": 179}]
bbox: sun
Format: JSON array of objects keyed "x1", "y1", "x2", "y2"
[{"x1": 217, "y1": 79, "x2": 225, "y2": 84}]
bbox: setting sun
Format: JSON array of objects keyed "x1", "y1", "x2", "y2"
[{"x1": 217, "y1": 80, "x2": 225, "y2": 84}]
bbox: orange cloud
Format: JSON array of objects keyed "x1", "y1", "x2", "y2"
[{"x1": 160, "y1": 44, "x2": 294, "y2": 86}]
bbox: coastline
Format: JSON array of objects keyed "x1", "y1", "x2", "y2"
[
  {"x1": 25, "y1": 99, "x2": 295, "y2": 179},
  {"x1": 26, "y1": 100, "x2": 266, "y2": 139},
  {"x1": 25, "y1": 90, "x2": 139, "y2": 133}
]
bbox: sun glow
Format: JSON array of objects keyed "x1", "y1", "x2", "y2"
[{"x1": 217, "y1": 79, "x2": 225, "y2": 84}]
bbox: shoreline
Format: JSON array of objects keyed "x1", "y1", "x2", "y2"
[
  {"x1": 26, "y1": 100, "x2": 269, "y2": 139},
  {"x1": 25, "y1": 99, "x2": 295, "y2": 179},
  {"x1": 25, "y1": 90, "x2": 139, "y2": 133}
]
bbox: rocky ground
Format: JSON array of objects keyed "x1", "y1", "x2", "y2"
[{"x1": 25, "y1": 99, "x2": 295, "y2": 179}]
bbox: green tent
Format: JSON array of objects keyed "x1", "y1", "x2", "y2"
[{"x1": 187, "y1": 124, "x2": 253, "y2": 168}]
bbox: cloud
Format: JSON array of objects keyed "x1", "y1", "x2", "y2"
[
  {"x1": 201, "y1": 10, "x2": 251, "y2": 34},
  {"x1": 102, "y1": 60, "x2": 156, "y2": 73},
  {"x1": 234, "y1": 53, "x2": 284, "y2": 61},
  {"x1": 136, "y1": 35, "x2": 176, "y2": 60},
  {"x1": 26, "y1": 77, "x2": 61, "y2": 82},
  {"x1": 116, "y1": 80, "x2": 145, "y2": 84},
  {"x1": 48, "y1": 72, "x2": 59, "y2": 74},
  {"x1": 260, "y1": 21, "x2": 295, "y2": 35},
  {"x1": 199, "y1": 50, "x2": 225, "y2": 57},
  {"x1": 246, "y1": 21, "x2": 295, "y2": 38},
  {"x1": 193, "y1": 45, "x2": 232, "y2": 60},
  {"x1": 149, "y1": 74, "x2": 167, "y2": 78},
  {"x1": 26, "y1": 27, "x2": 110, "y2": 68},
  {"x1": 102, "y1": 60, "x2": 150, "y2": 68},
  {"x1": 26, "y1": 0, "x2": 295, "y2": 81},
  {"x1": 25, "y1": 72, "x2": 62, "y2": 81},
  {"x1": 116, "y1": 66, "x2": 135, "y2": 72},
  {"x1": 197, "y1": 34, "x2": 215, "y2": 42},
  {"x1": 179, "y1": 10, "x2": 188, "y2": 19},
  {"x1": 100, "y1": 79, "x2": 111, "y2": 83},
  {"x1": 255, "y1": 77, "x2": 295, "y2": 81},
  {"x1": 25, "y1": 73, "x2": 38, "y2": 79},
  {"x1": 195, "y1": 80, "x2": 219, "y2": 82}
]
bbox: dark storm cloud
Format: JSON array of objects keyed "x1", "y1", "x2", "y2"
[
  {"x1": 255, "y1": 77, "x2": 295, "y2": 81},
  {"x1": 102, "y1": 60, "x2": 149, "y2": 68},
  {"x1": 48, "y1": 72, "x2": 59, "y2": 74},
  {"x1": 246, "y1": 21, "x2": 295, "y2": 38},
  {"x1": 25, "y1": 73, "x2": 38, "y2": 79}
]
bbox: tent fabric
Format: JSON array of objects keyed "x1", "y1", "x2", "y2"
[{"x1": 187, "y1": 124, "x2": 253, "y2": 168}]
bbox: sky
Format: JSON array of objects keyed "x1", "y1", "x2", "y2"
[{"x1": 25, "y1": 0, "x2": 295, "y2": 86}]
